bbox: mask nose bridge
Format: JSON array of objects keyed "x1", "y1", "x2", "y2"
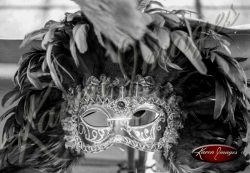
[{"x1": 107, "y1": 110, "x2": 133, "y2": 135}]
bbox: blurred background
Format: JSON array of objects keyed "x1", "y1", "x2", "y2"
[
  {"x1": 0, "y1": 0, "x2": 250, "y2": 39},
  {"x1": 0, "y1": 0, "x2": 250, "y2": 172}
]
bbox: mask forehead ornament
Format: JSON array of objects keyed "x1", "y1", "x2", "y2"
[{"x1": 62, "y1": 75, "x2": 183, "y2": 155}]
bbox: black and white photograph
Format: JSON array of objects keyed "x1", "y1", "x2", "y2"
[{"x1": 0, "y1": 0, "x2": 250, "y2": 173}]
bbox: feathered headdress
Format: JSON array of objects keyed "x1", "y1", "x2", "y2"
[{"x1": 1, "y1": 0, "x2": 250, "y2": 172}]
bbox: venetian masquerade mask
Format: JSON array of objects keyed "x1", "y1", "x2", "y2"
[{"x1": 62, "y1": 75, "x2": 183, "y2": 154}]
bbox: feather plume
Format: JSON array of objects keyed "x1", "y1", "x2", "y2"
[{"x1": 71, "y1": 0, "x2": 152, "y2": 47}]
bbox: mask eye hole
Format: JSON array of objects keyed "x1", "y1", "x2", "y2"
[
  {"x1": 133, "y1": 110, "x2": 146, "y2": 118},
  {"x1": 81, "y1": 109, "x2": 109, "y2": 127},
  {"x1": 129, "y1": 109, "x2": 160, "y2": 127}
]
